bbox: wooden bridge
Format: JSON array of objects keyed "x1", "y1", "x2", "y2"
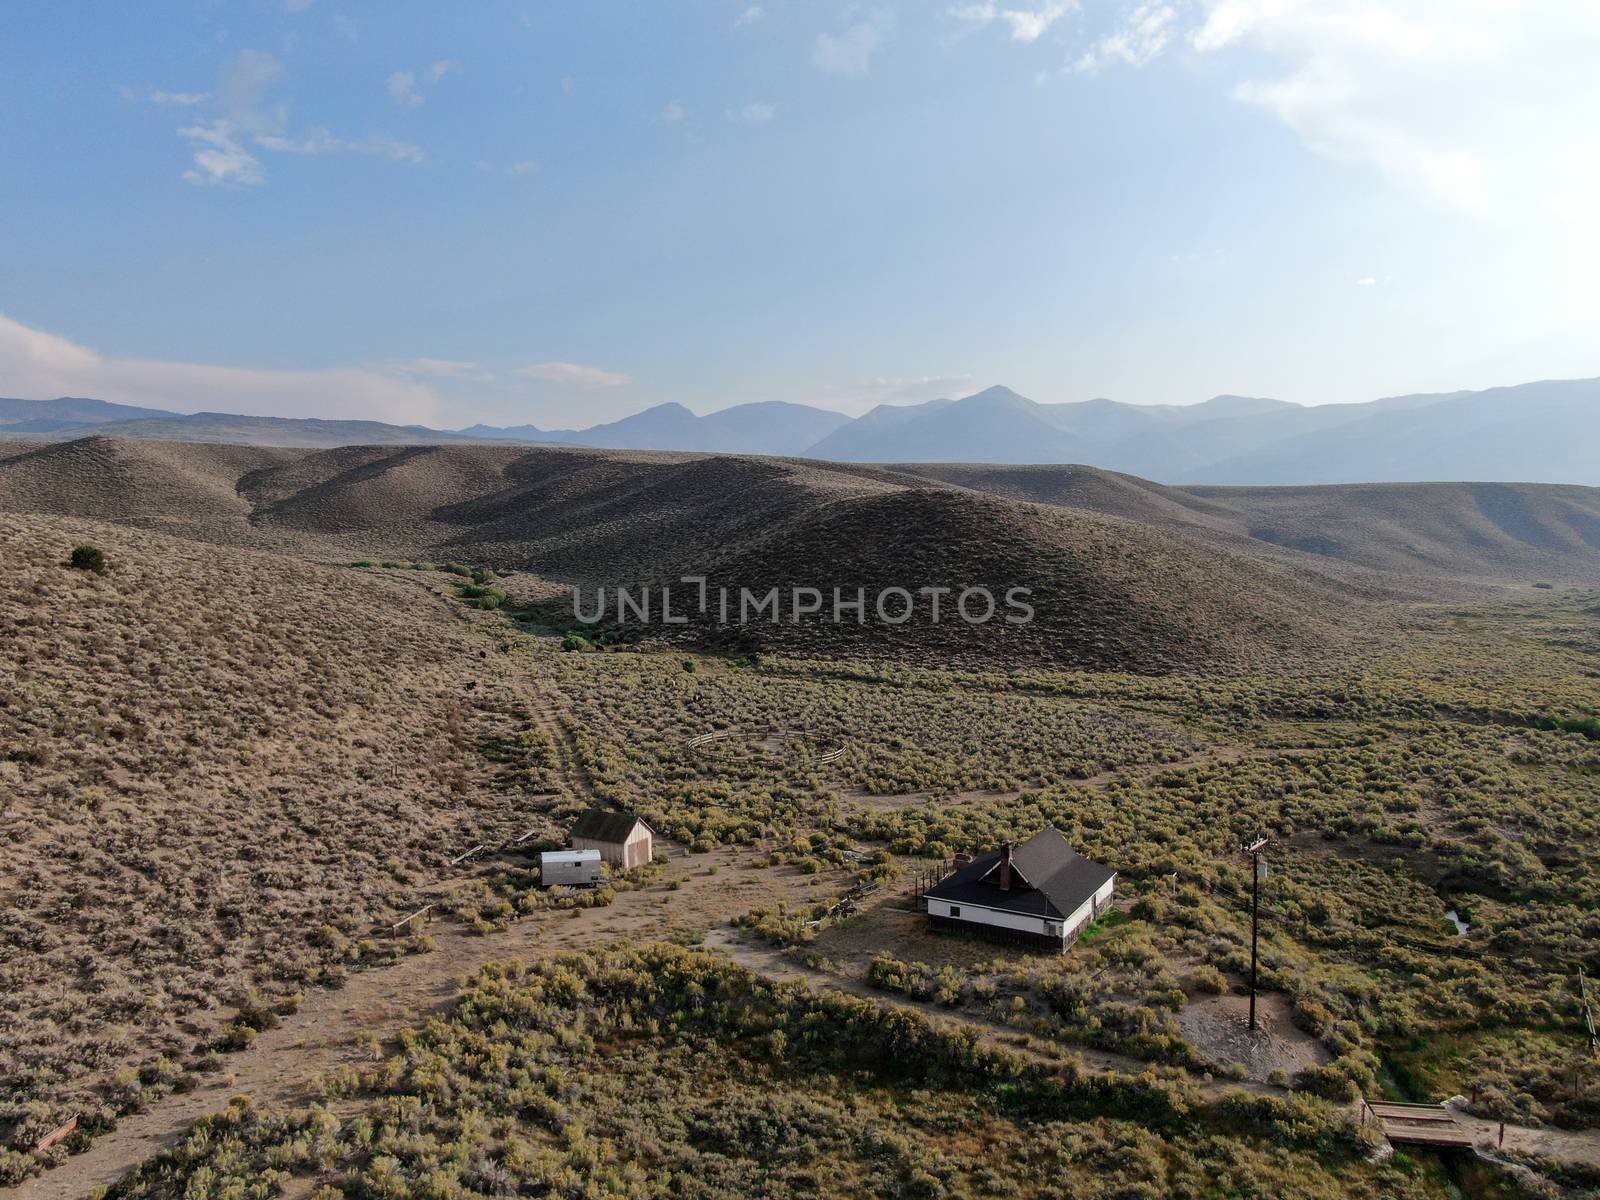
[{"x1": 1362, "y1": 1100, "x2": 1477, "y2": 1150}]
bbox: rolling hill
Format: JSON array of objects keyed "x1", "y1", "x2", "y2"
[
  {"x1": 0, "y1": 436, "x2": 1395, "y2": 673},
  {"x1": 654, "y1": 486, "x2": 1373, "y2": 673},
  {"x1": 896, "y1": 463, "x2": 1600, "y2": 584}
]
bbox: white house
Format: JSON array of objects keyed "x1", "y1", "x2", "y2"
[
  {"x1": 923, "y1": 827, "x2": 1115, "y2": 952},
  {"x1": 539, "y1": 848, "x2": 603, "y2": 887}
]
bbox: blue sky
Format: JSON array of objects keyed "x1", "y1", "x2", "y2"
[{"x1": 2, "y1": 1, "x2": 1598, "y2": 428}]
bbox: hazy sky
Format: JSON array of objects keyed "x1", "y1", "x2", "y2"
[{"x1": 3, "y1": 1, "x2": 1598, "y2": 428}]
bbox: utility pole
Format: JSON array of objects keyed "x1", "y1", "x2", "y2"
[
  {"x1": 1581, "y1": 966, "x2": 1598, "y2": 1054},
  {"x1": 1246, "y1": 837, "x2": 1269, "y2": 1032}
]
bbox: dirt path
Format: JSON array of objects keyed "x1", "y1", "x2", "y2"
[
  {"x1": 3, "y1": 585, "x2": 835, "y2": 1200},
  {"x1": 5, "y1": 842, "x2": 828, "y2": 1200},
  {"x1": 1451, "y1": 1112, "x2": 1600, "y2": 1167}
]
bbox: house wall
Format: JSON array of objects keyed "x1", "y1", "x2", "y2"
[
  {"x1": 925, "y1": 897, "x2": 1058, "y2": 938},
  {"x1": 927, "y1": 874, "x2": 1116, "y2": 952},
  {"x1": 622, "y1": 825, "x2": 652, "y2": 870},
  {"x1": 1060, "y1": 876, "x2": 1117, "y2": 941},
  {"x1": 573, "y1": 824, "x2": 653, "y2": 869}
]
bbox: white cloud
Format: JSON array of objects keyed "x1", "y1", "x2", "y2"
[
  {"x1": 475, "y1": 159, "x2": 538, "y2": 177},
  {"x1": 386, "y1": 357, "x2": 484, "y2": 377},
  {"x1": 387, "y1": 60, "x2": 456, "y2": 108},
  {"x1": 1356, "y1": 276, "x2": 1377, "y2": 286},
  {"x1": 382, "y1": 357, "x2": 497, "y2": 383},
  {"x1": 728, "y1": 101, "x2": 776, "y2": 125},
  {"x1": 150, "y1": 90, "x2": 208, "y2": 107},
  {"x1": 950, "y1": 1, "x2": 1073, "y2": 43},
  {"x1": 561, "y1": 76, "x2": 576, "y2": 95},
  {"x1": 1074, "y1": 2, "x2": 1175, "y2": 72},
  {"x1": 217, "y1": 49, "x2": 286, "y2": 135},
  {"x1": 387, "y1": 70, "x2": 423, "y2": 108},
  {"x1": 1184, "y1": 0, "x2": 1600, "y2": 225},
  {"x1": 0, "y1": 313, "x2": 445, "y2": 424},
  {"x1": 179, "y1": 121, "x2": 264, "y2": 188},
  {"x1": 513, "y1": 362, "x2": 631, "y2": 388},
  {"x1": 735, "y1": 6, "x2": 765, "y2": 26},
  {"x1": 812, "y1": 16, "x2": 889, "y2": 75},
  {"x1": 826, "y1": 374, "x2": 975, "y2": 412},
  {"x1": 171, "y1": 50, "x2": 425, "y2": 185},
  {"x1": 256, "y1": 129, "x2": 424, "y2": 163},
  {"x1": 660, "y1": 98, "x2": 687, "y2": 124}
]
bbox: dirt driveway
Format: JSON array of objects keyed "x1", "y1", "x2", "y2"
[{"x1": 2, "y1": 841, "x2": 832, "y2": 1200}]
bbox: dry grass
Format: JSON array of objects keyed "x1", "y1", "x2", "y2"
[{"x1": 0, "y1": 514, "x2": 551, "y2": 1152}]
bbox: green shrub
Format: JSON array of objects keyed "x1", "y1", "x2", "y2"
[
  {"x1": 457, "y1": 583, "x2": 507, "y2": 610},
  {"x1": 1191, "y1": 965, "x2": 1229, "y2": 995},
  {"x1": 68, "y1": 544, "x2": 107, "y2": 573}
]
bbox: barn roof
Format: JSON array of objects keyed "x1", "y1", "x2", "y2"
[
  {"x1": 925, "y1": 827, "x2": 1113, "y2": 920},
  {"x1": 569, "y1": 808, "x2": 652, "y2": 844}
]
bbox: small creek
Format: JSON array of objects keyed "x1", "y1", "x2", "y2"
[{"x1": 1445, "y1": 909, "x2": 1470, "y2": 937}]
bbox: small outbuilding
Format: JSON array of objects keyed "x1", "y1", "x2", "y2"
[
  {"x1": 539, "y1": 848, "x2": 603, "y2": 887},
  {"x1": 569, "y1": 809, "x2": 655, "y2": 870},
  {"x1": 924, "y1": 826, "x2": 1114, "y2": 952}
]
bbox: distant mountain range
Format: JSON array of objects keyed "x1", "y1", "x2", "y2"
[{"x1": 3, "y1": 377, "x2": 1598, "y2": 485}]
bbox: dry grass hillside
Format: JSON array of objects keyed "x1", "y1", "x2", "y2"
[
  {"x1": 643, "y1": 487, "x2": 1378, "y2": 672},
  {"x1": 12, "y1": 434, "x2": 1597, "y2": 673},
  {"x1": 0, "y1": 514, "x2": 543, "y2": 1154},
  {"x1": 899, "y1": 463, "x2": 1600, "y2": 584}
]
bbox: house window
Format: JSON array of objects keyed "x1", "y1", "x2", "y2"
[{"x1": 949, "y1": 906, "x2": 961, "y2": 918}]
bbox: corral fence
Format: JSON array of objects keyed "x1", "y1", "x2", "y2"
[
  {"x1": 389, "y1": 904, "x2": 434, "y2": 939},
  {"x1": 907, "y1": 858, "x2": 961, "y2": 910},
  {"x1": 802, "y1": 877, "x2": 882, "y2": 929},
  {"x1": 685, "y1": 724, "x2": 846, "y2": 766}
]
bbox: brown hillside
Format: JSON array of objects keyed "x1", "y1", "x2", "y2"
[
  {"x1": 0, "y1": 438, "x2": 295, "y2": 545},
  {"x1": 0, "y1": 513, "x2": 538, "y2": 1149},
  {"x1": 898, "y1": 463, "x2": 1600, "y2": 584},
  {"x1": 620, "y1": 488, "x2": 1379, "y2": 673},
  {"x1": 0, "y1": 434, "x2": 1460, "y2": 673}
]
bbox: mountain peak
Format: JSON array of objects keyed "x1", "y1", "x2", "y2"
[{"x1": 960, "y1": 385, "x2": 1033, "y2": 406}]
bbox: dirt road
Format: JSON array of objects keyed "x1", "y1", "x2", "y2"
[{"x1": 3, "y1": 840, "x2": 825, "y2": 1200}]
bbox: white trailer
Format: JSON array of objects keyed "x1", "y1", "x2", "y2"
[{"x1": 540, "y1": 849, "x2": 603, "y2": 887}]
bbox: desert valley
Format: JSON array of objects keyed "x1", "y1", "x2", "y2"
[
  {"x1": 7, "y1": 4, "x2": 1600, "y2": 1196},
  {"x1": 0, "y1": 428, "x2": 1598, "y2": 1200}
]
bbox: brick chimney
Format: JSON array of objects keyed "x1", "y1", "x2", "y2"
[{"x1": 998, "y1": 842, "x2": 1013, "y2": 891}]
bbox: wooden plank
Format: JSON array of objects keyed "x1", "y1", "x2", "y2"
[
  {"x1": 1370, "y1": 1109, "x2": 1458, "y2": 1124},
  {"x1": 34, "y1": 1116, "x2": 78, "y2": 1152},
  {"x1": 1383, "y1": 1128, "x2": 1476, "y2": 1148},
  {"x1": 390, "y1": 904, "x2": 434, "y2": 935}
]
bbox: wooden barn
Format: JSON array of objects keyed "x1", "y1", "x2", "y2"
[
  {"x1": 923, "y1": 827, "x2": 1114, "y2": 952},
  {"x1": 569, "y1": 809, "x2": 655, "y2": 870}
]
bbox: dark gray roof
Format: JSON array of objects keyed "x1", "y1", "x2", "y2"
[
  {"x1": 569, "y1": 809, "x2": 651, "y2": 844},
  {"x1": 926, "y1": 827, "x2": 1113, "y2": 920}
]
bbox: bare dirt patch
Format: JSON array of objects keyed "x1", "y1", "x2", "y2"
[{"x1": 1176, "y1": 991, "x2": 1331, "y2": 1082}]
